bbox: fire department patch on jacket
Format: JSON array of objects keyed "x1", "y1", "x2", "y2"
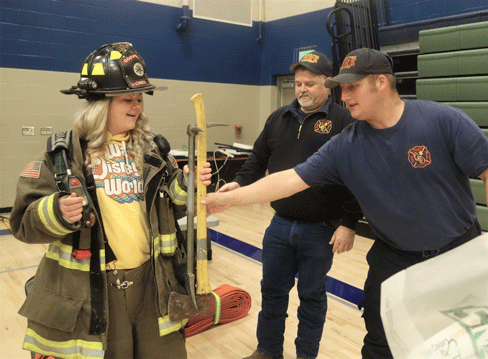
[
  {"x1": 20, "y1": 161, "x2": 42, "y2": 179},
  {"x1": 314, "y1": 119, "x2": 332, "y2": 134},
  {"x1": 169, "y1": 154, "x2": 179, "y2": 169}
]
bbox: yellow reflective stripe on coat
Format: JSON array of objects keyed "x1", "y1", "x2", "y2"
[
  {"x1": 99, "y1": 249, "x2": 106, "y2": 271},
  {"x1": 23, "y1": 327, "x2": 104, "y2": 358},
  {"x1": 45, "y1": 241, "x2": 106, "y2": 272},
  {"x1": 168, "y1": 180, "x2": 187, "y2": 205},
  {"x1": 154, "y1": 232, "x2": 177, "y2": 256},
  {"x1": 38, "y1": 195, "x2": 73, "y2": 236},
  {"x1": 158, "y1": 316, "x2": 188, "y2": 336}
]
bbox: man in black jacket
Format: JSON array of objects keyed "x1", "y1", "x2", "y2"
[{"x1": 219, "y1": 51, "x2": 363, "y2": 359}]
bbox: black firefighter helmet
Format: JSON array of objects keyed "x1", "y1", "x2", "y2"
[{"x1": 61, "y1": 42, "x2": 167, "y2": 100}]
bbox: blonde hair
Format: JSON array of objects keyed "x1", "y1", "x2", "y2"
[{"x1": 73, "y1": 97, "x2": 155, "y2": 173}]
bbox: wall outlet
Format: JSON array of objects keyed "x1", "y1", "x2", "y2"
[
  {"x1": 22, "y1": 126, "x2": 35, "y2": 136},
  {"x1": 40, "y1": 127, "x2": 53, "y2": 135}
]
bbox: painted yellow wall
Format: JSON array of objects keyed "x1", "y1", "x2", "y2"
[{"x1": 0, "y1": 68, "x2": 271, "y2": 208}]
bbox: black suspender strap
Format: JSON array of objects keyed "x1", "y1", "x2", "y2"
[
  {"x1": 78, "y1": 138, "x2": 108, "y2": 335},
  {"x1": 79, "y1": 139, "x2": 117, "y2": 264},
  {"x1": 84, "y1": 173, "x2": 117, "y2": 264},
  {"x1": 47, "y1": 131, "x2": 72, "y2": 192},
  {"x1": 88, "y1": 219, "x2": 106, "y2": 335}
]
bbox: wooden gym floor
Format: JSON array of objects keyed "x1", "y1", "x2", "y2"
[{"x1": 0, "y1": 203, "x2": 371, "y2": 359}]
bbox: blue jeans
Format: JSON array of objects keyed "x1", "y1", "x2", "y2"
[{"x1": 256, "y1": 215, "x2": 335, "y2": 359}]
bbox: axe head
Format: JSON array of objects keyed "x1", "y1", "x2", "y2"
[{"x1": 168, "y1": 291, "x2": 215, "y2": 322}]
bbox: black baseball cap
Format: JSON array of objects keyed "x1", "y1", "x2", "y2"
[
  {"x1": 325, "y1": 48, "x2": 394, "y2": 88},
  {"x1": 289, "y1": 51, "x2": 333, "y2": 77}
]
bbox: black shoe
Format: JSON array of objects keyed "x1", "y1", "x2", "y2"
[{"x1": 242, "y1": 349, "x2": 284, "y2": 359}]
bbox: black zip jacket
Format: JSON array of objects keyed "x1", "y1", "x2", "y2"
[{"x1": 234, "y1": 98, "x2": 363, "y2": 228}]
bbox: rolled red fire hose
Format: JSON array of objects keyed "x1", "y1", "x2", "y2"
[{"x1": 185, "y1": 284, "x2": 252, "y2": 337}]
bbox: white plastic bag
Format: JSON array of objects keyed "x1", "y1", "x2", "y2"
[{"x1": 380, "y1": 232, "x2": 488, "y2": 359}]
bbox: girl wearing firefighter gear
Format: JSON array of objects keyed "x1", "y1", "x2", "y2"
[{"x1": 10, "y1": 42, "x2": 212, "y2": 359}]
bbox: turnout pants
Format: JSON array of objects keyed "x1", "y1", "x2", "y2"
[
  {"x1": 257, "y1": 215, "x2": 335, "y2": 359},
  {"x1": 360, "y1": 220, "x2": 481, "y2": 359},
  {"x1": 105, "y1": 260, "x2": 187, "y2": 359}
]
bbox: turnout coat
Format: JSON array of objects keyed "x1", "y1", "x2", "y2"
[{"x1": 10, "y1": 131, "x2": 189, "y2": 358}]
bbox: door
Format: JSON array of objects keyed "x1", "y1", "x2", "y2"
[{"x1": 276, "y1": 75, "x2": 295, "y2": 109}]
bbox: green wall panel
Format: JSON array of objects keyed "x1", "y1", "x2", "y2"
[
  {"x1": 470, "y1": 178, "x2": 486, "y2": 205},
  {"x1": 419, "y1": 21, "x2": 488, "y2": 54},
  {"x1": 418, "y1": 49, "x2": 488, "y2": 78},
  {"x1": 417, "y1": 77, "x2": 488, "y2": 101},
  {"x1": 444, "y1": 102, "x2": 488, "y2": 127},
  {"x1": 477, "y1": 205, "x2": 488, "y2": 232}
]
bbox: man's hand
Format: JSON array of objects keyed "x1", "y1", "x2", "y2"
[
  {"x1": 218, "y1": 181, "x2": 241, "y2": 193},
  {"x1": 59, "y1": 192, "x2": 84, "y2": 223},
  {"x1": 199, "y1": 182, "x2": 240, "y2": 215},
  {"x1": 201, "y1": 192, "x2": 232, "y2": 215},
  {"x1": 202, "y1": 169, "x2": 309, "y2": 215},
  {"x1": 329, "y1": 225, "x2": 355, "y2": 253},
  {"x1": 183, "y1": 162, "x2": 212, "y2": 187}
]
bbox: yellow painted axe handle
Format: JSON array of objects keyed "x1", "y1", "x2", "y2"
[{"x1": 190, "y1": 93, "x2": 212, "y2": 294}]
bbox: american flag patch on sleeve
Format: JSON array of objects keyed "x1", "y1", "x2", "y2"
[{"x1": 20, "y1": 161, "x2": 42, "y2": 179}]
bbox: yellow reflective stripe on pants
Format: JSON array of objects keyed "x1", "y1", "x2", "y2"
[
  {"x1": 23, "y1": 327, "x2": 104, "y2": 358},
  {"x1": 38, "y1": 195, "x2": 72, "y2": 236},
  {"x1": 158, "y1": 316, "x2": 188, "y2": 336}
]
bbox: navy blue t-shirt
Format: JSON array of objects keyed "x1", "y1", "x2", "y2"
[{"x1": 295, "y1": 100, "x2": 488, "y2": 250}]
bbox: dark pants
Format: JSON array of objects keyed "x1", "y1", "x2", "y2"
[
  {"x1": 359, "y1": 220, "x2": 481, "y2": 359},
  {"x1": 105, "y1": 260, "x2": 187, "y2": 359},
  {"x1": 257, "y1": 215, "x2": 335, "y2": 359},
  {"x1": 31, "y1": 260, "x2": 187, "y2": 359}
]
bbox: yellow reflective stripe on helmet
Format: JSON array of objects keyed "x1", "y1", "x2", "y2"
[
  {"x1": 154, "y1": 233, "x2": 177, "y2": 256},
  {"x1": 158, "y1": 316, "x2": 188, "y2": 336},
  {"x1": 91, "y1": 63, "x2": 105, "y2": 75},
  {"x1": 38, "y1": 195, "x2": 72, "y2": 236},
  {"x1": 168, "y1": 180, "x2": 187, "y2": 205},
  {"x1": 110, "y1": 50, "x2": 122, "y2": 60},
  {"x1": 23, "y1": 327, "x2": 104, "y2": 358},
  {"x1": 81, "y1": 63, "x2": 89, "y2": 76}
]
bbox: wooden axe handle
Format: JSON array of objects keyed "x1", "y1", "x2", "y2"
[{"x1": 190, "y1": 93, "x2": 212, "y2": 294}]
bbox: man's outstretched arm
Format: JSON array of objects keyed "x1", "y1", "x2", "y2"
[{"x1": 202, "y1": 169, "x2": 309, "y2": 214}]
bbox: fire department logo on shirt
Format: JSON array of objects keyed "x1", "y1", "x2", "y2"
[
  {"x1": 314, "y1": 119, "x2": 332, "y2": 134},
  {"x1": 408, "y1": 145, "x2": 432, "y2": 168},
  {"x1": 92, "y1": 143, "x2": 144, "y2": 203}
]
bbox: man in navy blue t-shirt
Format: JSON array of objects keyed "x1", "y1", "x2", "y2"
[{"x1": 203, "y1": 48, "x2": 488, "y2": 359}]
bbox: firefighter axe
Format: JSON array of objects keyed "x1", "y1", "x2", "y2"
[{"x1": 168, "y1": 93, "x2": 228, "y2": 321}]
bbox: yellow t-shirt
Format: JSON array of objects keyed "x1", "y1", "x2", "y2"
[{"x1": 92, "y1": 133, "x2": 150, "y2": 270}]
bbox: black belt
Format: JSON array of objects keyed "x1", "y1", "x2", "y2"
[
  {"x1": 276, "y1": 213, "x2": 337, "y2": 226},
  {"x1": 380, "y1": 220, "x2": 481, "y2": 259}
]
